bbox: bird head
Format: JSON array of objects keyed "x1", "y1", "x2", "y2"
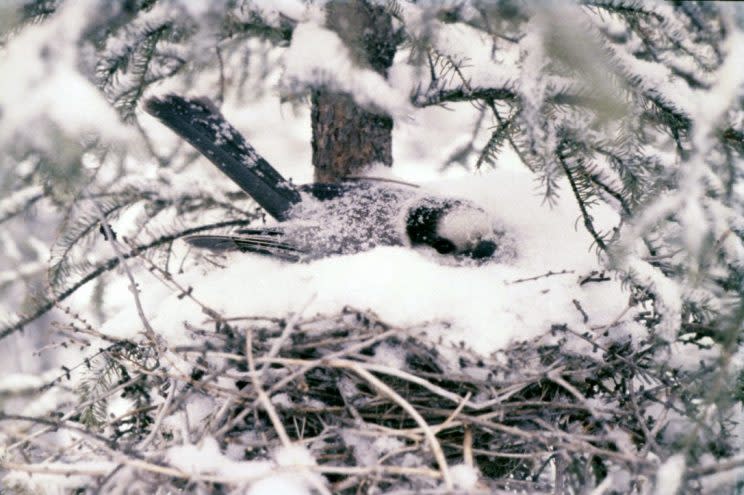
[{"x1": 405, "y1": 197, "x2": 499, "y2": 260}]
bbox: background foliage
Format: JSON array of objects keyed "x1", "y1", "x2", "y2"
[{"x1": 0, "y1": 1, "x2": 743, "y2": 493}]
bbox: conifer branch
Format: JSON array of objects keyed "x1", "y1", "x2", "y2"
[
  {"x1": 0, "y1": 219, "x2": 252, "y2": 342},
  {"x1": 557, "y1": 149, "x2": 608, "y2": 252}
]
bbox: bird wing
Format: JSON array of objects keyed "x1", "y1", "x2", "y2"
[
  {"x1": 298, "y1": 179, "x2": 418, "y2": 202},
  {"x1": 144, "y1": 95, "x2": 301, "y2": 221},
  {"x1": 234, "y1": 227, "x2": 284, "y2": 236},
  {"x1": 184, "y1": 233, "x2": 304, "y2": 262}
]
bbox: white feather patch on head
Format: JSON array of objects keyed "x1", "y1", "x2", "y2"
[{"x1": 437, "y1": 205, "x2": 495, "y2": 250}]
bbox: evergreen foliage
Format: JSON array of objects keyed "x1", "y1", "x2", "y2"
[{"x1": 0, "y1": 1, "x2": 742, "y2": 493}]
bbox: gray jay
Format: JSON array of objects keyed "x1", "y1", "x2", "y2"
[{"x1": 145, "y1": 95, "x2": 502, "y2": 262}]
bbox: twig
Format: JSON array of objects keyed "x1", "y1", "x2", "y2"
[
  {"x1": 139, "y1": 378, "x2": 177, "y2": 449},
  {"x1": 436, "y1": 391, "x2": 472, "y2": 433},
  {"x1": 345, "y1": 361, "x2": 453, "y2": 490},
  {"x1": 557, "y1": 152, "x2": 608, "y2": 251},
  {"x1": 89, "y1": 194, "x2": 158, "y2": 346},
  {"x1": 260, "y1": 357, "x2": 472, "y2": 409},
  {"x1": 508, "y1": 269, "x2": 574, "y2": 284},
  {"x1": 688, "y1": 454, "x2": 744, "y2": 478},
  {"x1": 216, "y1": 328, "x2": 403, "y2": 437},
  {"x1": 463, "y1": 425, "x2": 474, "y2": 466},
  {"x1": 3, "y1": 374, "x2": 144, "y2": 453},
  {"x1": 246, "y1": 328, "x2": 291, "y2": 447},
  {"x1": 216, "y1": 44, "x2": 226, "y2": 105},
  {"x1": 572, "y1": 299, "x2": 589, "y2": 323},
  {"x1": 259, "y1": 294, "x2": 316, "y2": 380},
  {"x1": 0, "y1": 219, "x2": 252, "y2": 341}
]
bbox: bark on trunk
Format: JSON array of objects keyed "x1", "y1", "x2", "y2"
[{"x1": 312, "y1": 1, "x2": 396, "y2": 183}]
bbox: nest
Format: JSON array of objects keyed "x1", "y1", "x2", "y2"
[
  {"x1": 8, "y1": 305, "x2": 726, "y2": 494},
  {"x1": 151, "y1": 306, "x2": 670, "y2": 494}
]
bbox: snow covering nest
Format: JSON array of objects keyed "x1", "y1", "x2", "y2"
[
  {"x1": 103, "y1": 165, "x2": 641, "y2": 355},
  {"x1": 87, "y1": 165, "x2": 651, "y2": 493}
]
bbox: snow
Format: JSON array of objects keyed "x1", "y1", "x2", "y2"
[
  {"x1": 0, "y1": 372, "x2": 46, "y2": 393},
  {"x1": 247, "y1": 474, "x2": 313, "y2": 495},
  {"x1": 341, "y1": 430, "x2": 408, "y2": 468},
  {"x1": 3, "y1": 2, "x2": 743, "y2": 493},
  {"x1": 282, "y1": 22, "x2": 413, "y2": 120},
  {"x1": 0, "y1": 0, "x2": 133, "y2": 149},
  {"x1": 435, "y1": 204, "x2": 495, "y2": 251},
  {"x1": 245, "y1": 0, "x2": 319, "y2": 25},
  {"x1": 166, "y1": 438, "x2": 320, "y2": 494},
  {"x1": 100, "y1": 162, "x2": 634, "y2": 359},
  {"x1": 274, "y1": 445, "x2": 316, "y2": 467},
  {"x1": 653, "y1": 454, "x2": 686, "y2": 495},
  {"x1": 3, "y1": 462, "x2": 117, "y2": 495},
  {"x1": 373, "y1": 342, "x2": 407, "y2": 369},
  {"x1": 167, "y1": 436, "x2": 274, "y2": 480},
  {"x1": 518, "y1": 26, "x2": 548, "y2": 140},
  {"x1": 372, "y1": 435, "x2": 405, "y2": 457},
  {"x1": 620, "y1": 256, "x2": 682, "y2": 342},
  {"x1": 602, "y1": 7, "x2": 744, "y2": 346},
  {"x1": 184, "y1": 394, "x2": 217, "y2": 428},
  {"x1": 449, "y1": 463, "x2": 480, "y2": 490},
  {"x1": 0, "y1": 185, "x2": 43, "y2": 220}
]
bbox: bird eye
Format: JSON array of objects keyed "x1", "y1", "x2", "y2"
[{"x1": 469, "y1": 240, "x2": 497, "y2": 259}]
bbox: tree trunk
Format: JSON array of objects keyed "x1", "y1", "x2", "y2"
[{"x1": 312, "y1": 1, "x2": 396, "y2": 183}]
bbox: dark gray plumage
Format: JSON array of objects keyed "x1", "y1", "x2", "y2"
[{"x1": 145, "y1": 94, "x2": 502, "y2": 262}]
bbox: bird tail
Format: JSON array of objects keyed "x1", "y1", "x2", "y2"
[
  {"x1": 184, "y1": 233, "x2": 304, "y2": 261},
  {"x1": 144, "y1": 95, "x2": 301, "y2": 221}
]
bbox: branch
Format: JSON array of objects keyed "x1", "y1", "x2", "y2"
[
  {"x1": 0, "y1": 219, "x2": 253, "y2": 341},
  {"x1": 557, "y1": 151, "x2": 608, "y2": 252}
]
